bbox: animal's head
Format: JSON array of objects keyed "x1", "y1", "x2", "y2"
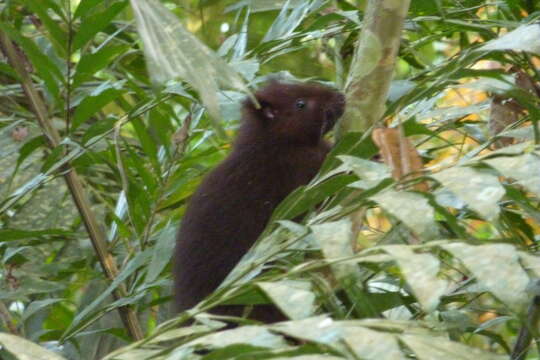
[{"x1": 242, "y1": 80, "x2": 345, "y2": 145}]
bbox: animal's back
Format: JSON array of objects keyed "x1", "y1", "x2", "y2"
[{"x1": 173, "y1": 143, "x2": 328, "y2": 312}]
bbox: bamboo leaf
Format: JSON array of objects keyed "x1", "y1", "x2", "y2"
[
  {"x1": 485, "y1": 153, "x2": 540, "y2": 198},
  {"x1": 431, "y1": 167, "x2": 505, "y2": 220},
  {"x1": 23, "y1": 0, "x2": 67, "y2": 52},
  {"x1": 72, "y1": 81, "x2": 125, "y2": 131},
  {"x1": 131, "y1": 0, "x2": 251, "y2": 136},
  {"x1": 0, "y1": 21, "x2": 63, "y2": 100},
  {"x1": 73, "y1": 0, "x2": 102, "y2": 19},
  {"x1": 61, "y1": 249, "x2": 152, "y2": 341},
  {"x1": 371, "y1": 189, "x2": 438, "y2": 240},
  {"x1": 0, "y1": 333, "x2": 66, "y2": 360},
  {"x1": 478, "y1": 23, "x2": 540, "y2": 54},
  {"x1": 258, "y1": 280, "x2": 316, "y2": 320},
  {"x1": 338, "y1": 155, "x2": 391, "y2": 189},
  {"x1": 442, "y1": 243, "x2": 530, "y2": 311},
  {"x1": 73, "y1": 45, "x2": 129, "y2": 88},
  {"x1": 146, "y1": 224, "x2": 176, "y2": 283},
  {"x1": 72, "y1": 1, "x2": 129, "y2": 51},
  {"x1": 311, "y1": 219, "x2": 361, "y2": 283},
  {"x1": 400, "y1": 334, "x2": 506, "y2": 360},
  {"x1": 380, "y1": 245, "x2": 448, "y2": 312},
  {"x1": 342, "y1": 326, "x2": 404, "y2": 360},
  {"x1": 185, "y1": 325, "x2": 287, "y2": 348}
]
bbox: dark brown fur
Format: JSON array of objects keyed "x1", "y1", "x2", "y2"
[{"x1": 173, "y1": 81, "x2": 345, "y2": 321}]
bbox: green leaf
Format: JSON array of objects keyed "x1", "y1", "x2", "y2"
[
  {"x1": 0, "y1": 173, "x2": 51, "y2": 214},
  {"x1": 341, "y1": 325, "x2": 402, "y2": 360},
  {"x1": 148, "y1": 106, "x2": 176, "y2": 153},
  {"x1": 338, "y1": 155, "x2": 391, "y2": 189},
  {"x1": 0, "y1": 333, "x2": 66, "y2": 360},
  {"x1": 400, "y1": 334, "x2": 506, "y2": 360},
  {"x1": 0, "y1": 21, "x2": 63, "y2": 100},
  {"x1": 16, "y1": 135, "x2": 46, "y2": 169},
  {"x1": 73, "y1": 45, "x2": 129, "y2": 88},
  {"x1": 18, "y1": 277, "x2": 66, "y2": 295},
  {"x1": 72, "y1": 0, "x2": 129, "y2": 51},
  {"x1": 61, "y1": 249, "x2": 153, "y2": 341},
  {"x1": 379, "y1": 245, "x2": 448, "y2": 312},
  {"x1": 227, "y1": 0, "x2": 309, "y2": 13},
  {"x1": 0, "y1": 62, "x2": 20, "y2": 80},
  {"x1": 72, "y1": 81, "x2": 125, "y2": 131},
  {"x1": 186, "y1": 325, "x2": 287, "y2": 349},
  {"x1": 262, "y1": 0, "x2": 324, "y2": 42},
  {"x1": 81, "y1": 116, "x2": 116, "y2": 144},
  {"x1": 41, "y1": 143, "x2": 67, "y2": 172},
  {"x1": 123, "y1": 140, "x2": 158, "y2": 192},
  {"x1": 130, "y1": 116, "x2": 159, "y2": 169},
  {"x1": 24, "y1": 0, "x2": 67, "y2": 52},
  {"x1": 271, "y1": 315, "x2": 341, "y2": 345},
  {"x1": 431, "y1": 166, "x2": 505, "y2": 221},
  {"x1": 73, "y1": 0, "x2": 102, "y2": 19},
  {"x1": 485, "y1": 153, "x2": 540, "y2": 198},
  {"x1": 131, "y1": 0, "x2": 250, "y2": 136},
  {"x1": 272, "y1": 173, "x2": 356, "y2": 221},
  {"x1": 146, "y1": 224, "x2": 176, "y2": 283},
  {"x1": 312, "y1": 220, "x2": 359, "y2": 283},
  {"x1": 442, "y1": 243, "x2": 530, "y2": 311},
  {"x1": 257, "y1": 280, "x2": 316, "y2": 320},
  {"x1": 0, "y1": 228, "x2": 73, "y2": 242},
  {"x1": 478, "y1": 23, "x2": 540, "y2": 54},
  {"x1": 371, "y1": 189, "x2": 439, "y2": 241},
  {"x1": 21, "y1": 298, "x2": 64, "y2": 322},
  {"x1": 117, "y1": 151, "x2": 152, "y2": 235},
  {"x1": 322, "y1": 132, "x2": 379, "y2": 173}
]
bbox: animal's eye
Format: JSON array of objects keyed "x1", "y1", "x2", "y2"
[{"x1": 295, "y1": 99, "x2": 306, "y2": 109}]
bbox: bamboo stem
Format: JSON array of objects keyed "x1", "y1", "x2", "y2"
[
  {"x1": 0, "y1": 30, "x2": 143, "y2": 341},
  {"x1": 337, "y1": 0, "x2": 411, "y2": 136}
]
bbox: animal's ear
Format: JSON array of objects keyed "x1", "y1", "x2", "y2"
[
  {"x1": 260, "y1": 101, "x2": 276, "y2": 120},
  {"x1": 243, "y1": 97, "x2": 276, "y2": 121}
]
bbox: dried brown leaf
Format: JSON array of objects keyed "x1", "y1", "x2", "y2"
[{"x1": 372, "y1": 127, "x2": 426, "y2": 191}]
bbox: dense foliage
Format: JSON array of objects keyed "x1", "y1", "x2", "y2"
[{"x1": 0, "y1": 0, "x2": 540, "y2": 359}]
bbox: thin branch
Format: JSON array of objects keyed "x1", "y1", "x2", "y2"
[
  {"x1": 0, "y1": 30, "x2": 143, "y2": 341},
  {"x1": 65, "y1": 0, "x2": 73, "y2": 131},
  {"x1": 0, "y1": 301, "x2": 19, "y2": 335},
  {"x1": 511, "y1": 294, "x2": 540, "y2": 360}
]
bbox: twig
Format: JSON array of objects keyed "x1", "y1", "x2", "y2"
[
  {"x1": 511, "y1": 294, "x2": 540, "y2": 360},
  {"x1": 0, "y1": 30, "x2": 143, "y2": 341},
  {"x1": 0, "y1": 301, "x2": 19, "y2": 335},
  {"x1": 65, "y1": 0, "x2": 73, "y2": 131}
]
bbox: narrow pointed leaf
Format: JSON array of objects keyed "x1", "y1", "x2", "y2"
[
  {"x1": 371, "y1": 189, "x2": 438, "y2": 240},
  {"x1": 258, "y1": 280, "x2": 316, "y2": 320},
  {"x1": 431, "y1": 167, "x2": 504, "y2": 220},
  {"x1": 443, "y1": 243, "x2": 529, "y2": 311}
]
